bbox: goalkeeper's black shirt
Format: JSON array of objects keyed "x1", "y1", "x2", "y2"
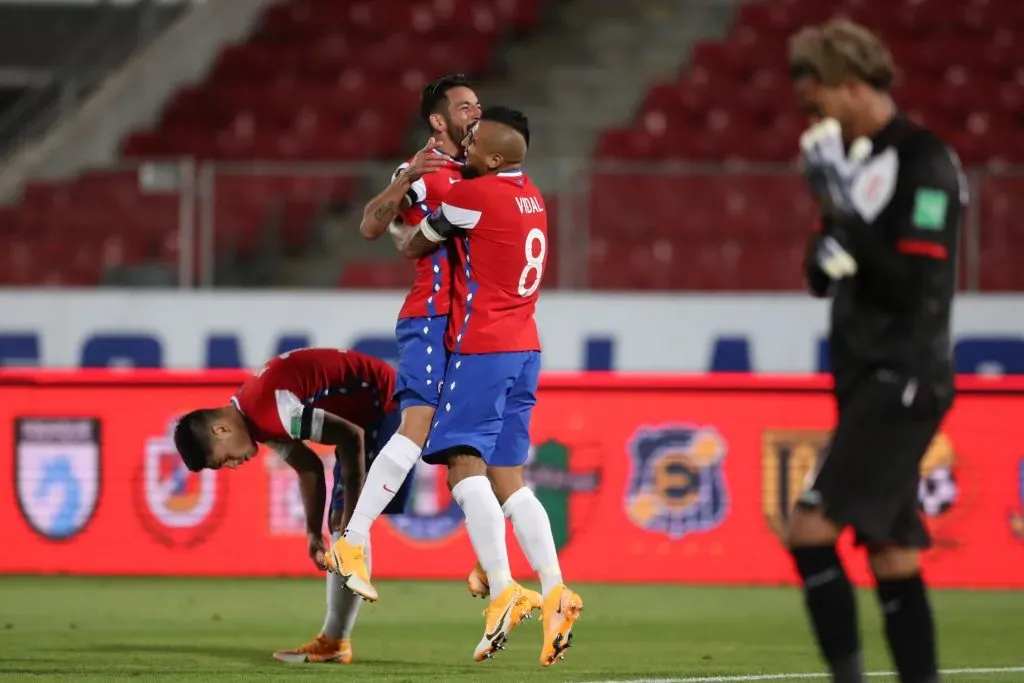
[{"x1": 804, "y1": 115, "x2": 965, "y2": 405}]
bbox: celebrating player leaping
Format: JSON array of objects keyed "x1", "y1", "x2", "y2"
[
  {"x1": 346, "y1": 76, "x2": 539, "y2": 607},
  {"x1": 346, "y1": 73, "x2": 488, "y2": 580},
  {"x1": 328, "y1": 106, "x2": 583, "y2": 666}
]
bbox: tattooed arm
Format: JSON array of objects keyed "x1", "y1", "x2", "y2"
[
  {"x1": 359, "y1": 177, "x2": 415, "y2": 240},
  {"x1": 359, "y1": 138, "x2": 446, "y2": 240}
]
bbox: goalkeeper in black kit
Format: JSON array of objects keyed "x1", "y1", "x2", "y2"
[{"x1": 784, "y1": 19, "x2": 966, "y2": 683}]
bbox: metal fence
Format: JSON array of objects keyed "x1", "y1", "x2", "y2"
[{"x1": 53, "y1": 159, "x2": 1022, "y2": 291}]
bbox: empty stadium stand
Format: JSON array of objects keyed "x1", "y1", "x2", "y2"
[
  {"x1": 0, "y1": 1, "x2": 186, "y2": 156},
  {"x1": 0, "y1": 0, "x2": 545, "y2": 287},
  {"x1": 0, "y1": 0, "x2": 1020, "y2": 291},
  {"x1": 592, "y1": 0, "x2": 1023, "y2": 290}
]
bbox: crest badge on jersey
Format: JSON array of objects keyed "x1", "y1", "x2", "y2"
[
  {"x1": 761, "y1": 429, "x2": 831, "y2": 538},
  {"x1": 14, "y1": 417, "x2": 101, "y2": 541},
  {"x1": 137, "y1": 419, "x2": 224, "y2": 548},
  {"x1": 624, "y1": 425, "x2": 730, "y2": 539},
  {"x1": 1011, "y1": 459, "x2": 1024, "y2": 540}
]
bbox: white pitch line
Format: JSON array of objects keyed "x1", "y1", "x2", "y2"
[{"x1": 579, "y1": 665, "x2": 1024, "y2": 683}]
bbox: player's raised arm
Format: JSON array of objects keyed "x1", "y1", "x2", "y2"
[{"x1": 359, "y1": 138, "x2": 447, "y2": 240}]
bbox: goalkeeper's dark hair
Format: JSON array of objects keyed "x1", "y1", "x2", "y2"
[
  {"x1": 173, "y1": 409, "x2": 216, "y2": 472},
  {"x1": 788, "y1": 19, "x2": 895, "y2": 91},
  {"x1": 420, "y1": 73, "x2": 472, "y2": 123},
  {"x1": 481, "y1": 106, "x2": 530, "y2": 148}
]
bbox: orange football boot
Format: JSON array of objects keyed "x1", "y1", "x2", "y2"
[
  {"x1": 540, "y1": 584, "x2": 583, "y2": 666},
  {"x1": 473, "y1": 582, "x2": 542, "y2": 661},
  {"x1": 468, "y1": 563, "x2": 543, "y2": 620},
  {"x1": 272, "y1": 634, "x2": 352, "y2": 664},
  {"x1": 324, "y1": 536, "x2": 377, "y2": 602}
]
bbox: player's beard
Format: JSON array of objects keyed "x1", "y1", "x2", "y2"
[
  {"x1": 445, "y1": 116, "x2": 469, "y2": 159},
  {"x1": 459, "y1": 164, "x2": 484, "y2": 180}
]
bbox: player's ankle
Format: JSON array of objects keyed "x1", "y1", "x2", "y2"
[
  {"x1": 343, "y1": 527, "x2": 369, "y2": 548},
  {"x1": 539, "y1": 569, "x2": 563, "y2": 598},
  {"x1": 486, "y1": 571, "x2": 514, "y2": 600}
]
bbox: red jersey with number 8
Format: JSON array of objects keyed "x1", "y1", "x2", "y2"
[{"x1": 435, "y1": 170, "x2": 547, "y2": 353}]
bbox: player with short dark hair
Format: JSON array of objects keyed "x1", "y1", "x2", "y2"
[
  {"x1": 328, "y1": 106, "x2": 583, "y2": 666},
  {"x1": 787, "y1": 19, "x2": 965, "y2": 683},
  {"x1": 340, "y1": 76, "x2": 482, "y2": 582},
  {"x1": 173, "y1": 347, "x2": 412, "y2": 665}
]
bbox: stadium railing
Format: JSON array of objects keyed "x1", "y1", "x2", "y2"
[{"x1": 55, "y1": 159, "x2": 1019, "y2": 291}]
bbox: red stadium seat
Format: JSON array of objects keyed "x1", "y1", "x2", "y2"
[
  {"x1": 585, "y1": 0, "x2": 1023, "y2": 289},
  {"x1": 1, "y1": 0, "x2": 549, "y2": 285}
]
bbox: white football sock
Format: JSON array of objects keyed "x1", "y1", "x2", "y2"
[
  {"x1": 452, "y1": 475, "x2": 513, "y2": 600},
  {"x1": 344, "y1": 433, "x2": 421, "y2": 547},
  {"x1": 321, "y1": 531, "x2": 371, "y2": 640},
  {"x1": 502, "y1": 486, "x2": 563, "y2": 598}
]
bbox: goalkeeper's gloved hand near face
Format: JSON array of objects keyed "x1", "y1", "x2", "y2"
[
  {"x1": 799, "y1": 117, "x2": 872, "y2": 218},
  {"x1": 800, "y1": 118, "x2": 872, "y2": 282}
]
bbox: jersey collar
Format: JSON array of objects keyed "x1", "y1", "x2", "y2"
[{"x1": 430, "y1": 148, "x2": 465, "y2": 165}]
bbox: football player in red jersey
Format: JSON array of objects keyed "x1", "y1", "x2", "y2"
[
  {"x1": 328, "y1": 107, "x2": 582, "y2": 666},
  {"x1": 173, "y1": 348, "x2": 412, "y2": 665},
  {"x1": 341, "y1": 75, "x2": 499, "y2": 596}
]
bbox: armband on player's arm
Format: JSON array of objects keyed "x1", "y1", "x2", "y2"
[
  {"x1": 290, "y1": 404, "x2": 326, "y2": 442},
  {"x1": 359, "y1": 164, "x2": 426, "y2": 240},
  {"x1": 401, "y1": 197, "x2": 482, "y2": 258}
]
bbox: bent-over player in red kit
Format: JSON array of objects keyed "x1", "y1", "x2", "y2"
[
  {"x1": 327, "y1": 107, "x2": 582, "y2": 666},
  {"x1": 173, "y1": 348, "x2": 412, "y2": 665}
]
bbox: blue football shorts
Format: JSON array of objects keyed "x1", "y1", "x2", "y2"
[
  {"x1": 393, "y1": 315, "x2": 448, "y2": 412},
  {"x1": 421, "y1": 350, "x2": 541, "y2": 467}
]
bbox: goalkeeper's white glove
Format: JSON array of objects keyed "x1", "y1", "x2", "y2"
[
  {"x1": 799, "y1": 118, "x2": 872, "y2": 218},
  {"x1": 814, "y1": 234, "x2": 858, "y2": 280}
]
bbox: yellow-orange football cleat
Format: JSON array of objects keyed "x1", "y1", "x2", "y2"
[
  {"x1": 468, "y1": 563, "x2": 489, "y2": 598},
  {"x1": 468, "y1": 564, "x2": 543, "y2": 618},
  {"x1": 473, "y1": 582, "x2": 538, "y2": 662},
  {"x1": 516, "y1": 586, "x2": 544, "y2": 622},
  {"x1": 324, "y1": 537, "x2": 377, "y2": 602},
  {"x1": 540, "y1": 584, "x2": 583, "y2": 666},
  {"x1": 272, "y1": 634, "x2": 352, "y2": 664}
]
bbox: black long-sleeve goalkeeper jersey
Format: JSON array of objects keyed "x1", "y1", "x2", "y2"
[{"x1": 804, "y1": 115, "x2": 966, "y2": 402}]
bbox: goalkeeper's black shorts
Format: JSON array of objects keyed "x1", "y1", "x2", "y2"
[{"x1": 798, "y1": 370, "x2": 949, "y2": 549}]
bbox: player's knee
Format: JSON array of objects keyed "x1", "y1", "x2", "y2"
[
  {"x1": 398, "y1": 405, "x2": 435, "y2": 446},
  {"x1": 867, "y1": 544, "x2": 920, "y2": 580},
  {"x1": 446, "y1": 451, "x2": 487, "y2": 489},
  {"x1": 486, "y1": 466, "x2": 525, "y2": 506},
  {"x1": 786, "y1": 504, "x2": 842, "y2": 549}
]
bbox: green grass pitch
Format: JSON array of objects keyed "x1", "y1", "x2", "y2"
[{"x1": 1, "y1": 577, "x2": 1022, "y2": 682}]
